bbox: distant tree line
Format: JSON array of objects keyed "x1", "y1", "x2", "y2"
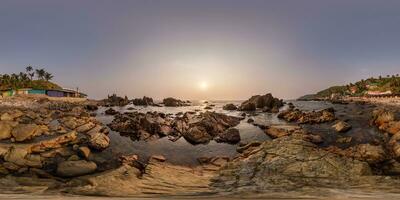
[
  {"x1": 317, "y1": 73, "x2": 400, "y2": 97},
  {"x1": 0, "y1": 66, "x2": 56, "y2": 90}
]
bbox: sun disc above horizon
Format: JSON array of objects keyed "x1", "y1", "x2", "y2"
[{"x1": 199, "y1": 81, "x2": 209, "y2": 91}]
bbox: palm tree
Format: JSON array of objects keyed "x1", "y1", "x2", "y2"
[
  {"x1": 1, "y1": 74, "x2": 10, "y2": 85},
  {"x1": 10, "y1": 73, "x2": 19, "y2": 88},
  {"x1": 35, "y1": 68, "x2": 46, "y2": 80},
  {"x1": 26, "y1": 66, "x2": 34, "y2": 80},
  {"x1": 44, "y1": 72, "x2": 53, "y2": 81}
]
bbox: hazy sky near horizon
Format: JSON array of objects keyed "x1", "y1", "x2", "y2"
[{"x1": 1, "y1": 0, "x2": 400, "y2": 100}]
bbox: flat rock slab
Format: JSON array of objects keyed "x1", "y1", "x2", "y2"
[
  {"x1": 64, "y1": 160, "x2": 215, "y2": 196},
  {"x1": 211, "y1": 134, "x2": 372, "y2": 192}
]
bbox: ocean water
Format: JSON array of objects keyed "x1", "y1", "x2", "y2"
[
  {"x1": 93, "y1": 100, "x2": 287, "y2": 166},
  {"x1": 92, "y1": 100, "x2": 344, "y2": 166}
]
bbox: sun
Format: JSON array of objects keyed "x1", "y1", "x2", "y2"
[{"x1": 199, "y1": 81, "x2": 209, "y2": 90}]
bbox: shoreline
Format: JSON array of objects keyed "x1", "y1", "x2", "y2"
[
  {"x1": 344, "y1": 96, "x2": 400, "y2": 106},
  {"x1": 0, "y1": 95, "x2": 400, "y2": 199}
]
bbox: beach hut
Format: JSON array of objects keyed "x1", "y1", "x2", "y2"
[
  {"x1": 28, "y1": 89, "x2": 46, "y2": 95},
  {"x1": 16, "y1": 88, "x2": 31, "y2": 95},
  {"x1": 46, "y1": 90, "x2": 65, "y2": 97},
  {"x1": 1, "y1": 89, "x2": 13, "y2": 97}
]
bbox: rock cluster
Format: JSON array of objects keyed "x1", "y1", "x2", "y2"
[
  {"x1": 278, "y1": 107, "x2": 336, "y2": 124},
  {"x1": 222, "y1": 103, "x2": 238, "y2": 111},
  {"x1": 0, "y1": 107, "x2": 110, "y2": 178},
  {"x1": 162, "y1": 97, "x2": 190, "y2": 107},
  {"x1": 102, "y1": 94, "x2": 129, "y2": 107},
  {"x1": 131, "y1": 96, "x2": 154, "y2": 106},
  {"x1": 108, "y1": 111, "x2": 241, "y2": 144},
  {"x1": 239, "y1": 93, "x2": 283, "y2": 111},
  {"x1": 371, "y1": 109, "x2": 400, "y2": 160}
]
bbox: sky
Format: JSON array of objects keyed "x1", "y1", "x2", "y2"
[{"x1": 1, "y1": 0, "x2": 400, "y2": 100}]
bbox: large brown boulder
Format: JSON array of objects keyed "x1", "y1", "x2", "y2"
[
  {"x1": 86, "y1": 125, "x2": 110, "y2": 150},
  {"x1": 11, "y1": 124, "x2": 41, "y2": 142},
  {"x1": 222, "y1": 103, "x2": 238, "y2": 111},
  {"x1": 373, "y1": 109, "x2": 396, "y2": 128},
  {"x1": 0, "y1": 121, "x2": 17, "y2": 140},
  {"x1": 162, "y1": 97, "x2": 189, "y2": 107},
  {"x1": 215, "y1": 128, "x2": 240, "y2": 144},
  {"x1": 56, "y1": 160, "x2": 97, "y2": 177},
  {"x1": 239, "y1": 93, "x2": 283, "y2": 111}
]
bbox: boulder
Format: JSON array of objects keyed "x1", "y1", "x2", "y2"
[
  {"x1": 278, "y1": 108, "x2": 336, "y2": 124},
  {"x1": 86, "y1": 125, "x2": 110, "y2": 150},
  {"x1": 238, "y1": 102, "x2": 256, "y2": 111},
  {"x1": 78, "y1": 146, "x2": 91, "y2": 159},
  {"x1": 76, "y1": 122, "x2": 96, "y2": 133},
  {"x1": 271, "y1": 106, "x2": 280, "y2": 113},
  {"x1": 0, "y1": 113, "x2": 14, "y2": 121},
  {"x1": 332, "y1": 121, "x2": 352, "y2": 132},
  {"x1": 162, "y1": 97, "x2": 189, "y2": 107},
  {"x1": 239, "y1": 93, "x2": 283, "y2": 111},
  {"x1": 105, "y1": 108, "x2": 118, "y2": 115},
  {"x1": 388, "y1": 133, "x2": 400, "y2": 160},
  {"x1": 183, "y1": 126, "x2": 213, "y2": 144},
  {"x1": 108, "y1": 112, "x2": 174, "y2": 141},
  {"x1": 119, "y1": 154, "x2": 139, "y2": 166},
  {"x1": 222, "y1": 104, "x2": 237, "y2": 111},
  {"x1": 211, "y1": 135, "x2": 372, "y2": 192},
  {"x1": 265, "y1": 127, "x2": 291, "y2": 138},
  {"x1": 102, "y1": 94, "x2": 129, "y2": 107},
  {"x1": 132, "y1": 96, "x2": 154, "y2": 106},
  {"x1": 56, "y1": 160, "x2": 97, "y2": 177},
  {"x1": 215, "y1": 128, "x2": 241, "y2": 144},
  {"x1": 181, "y1": 112, "x2": 241, "y2": 144},
  {"x1": 325, "y1": 144, "x2": 387, "y2": 164},
  {"x1": 0, "y1": 122, "x2": 13, "y2": 140},
  {"x1": 30, "y1": 131, "x2": 78, "y2": 153},
  {"x1": 11, "y1": 124, "x2": 41, "y2": 142},
  {"x1": 4, "y1": 147, "x2": 42, "y2": 168},
  {"x1": 373, "y1": 109, "x2": 395, "y2": 127},
  {"x1": 150, "y1": 155, "x2": 166, "y2": 162},
  {"x1": 84, "y1": 104, "x2": 98, "y2": 111},
  {"x1": 379, "y1": 121, "x2": 400, "y2": 135}
]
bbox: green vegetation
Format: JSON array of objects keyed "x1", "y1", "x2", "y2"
[
  {"x1": 0, "y1": 66, "x2": 61, "y2": 90},
  {"x1": 314, "y1": 74, "x2": 400, "y2": 98},
  {"x1": 316, "y1": 86, "x2": 348, "y2": 97}
]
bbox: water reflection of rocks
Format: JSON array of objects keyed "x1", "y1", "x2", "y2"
[{"x1": 1, "y1": 96, "x2": 400, "y2": 199}]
